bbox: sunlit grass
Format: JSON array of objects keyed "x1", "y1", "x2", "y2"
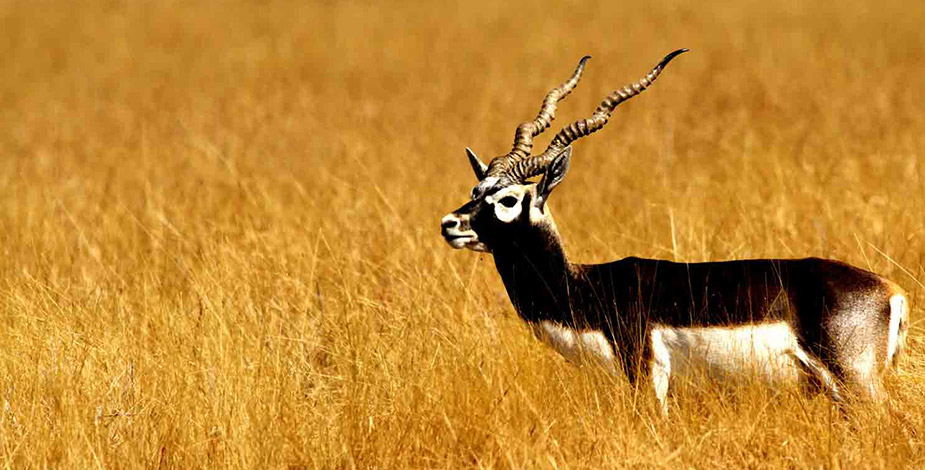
[{"x1": 0, "y1": 0, "x2": 923, "y2": 468}]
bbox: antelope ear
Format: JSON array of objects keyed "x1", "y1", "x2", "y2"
[
  {"x1": 536, "y1": 147, "x2": 571, "y2": 209},
  {"x1": 466, "y1": 147, "x2": 488, "y2": 180}
]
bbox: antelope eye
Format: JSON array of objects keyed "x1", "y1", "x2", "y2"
[{"x1": 499, "y1": 196, "x2": 518, "y2": 208}]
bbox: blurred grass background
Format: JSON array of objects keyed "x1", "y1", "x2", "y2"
[{"x1": 0, "y1": 0, "x2": 923, "y2": 468}]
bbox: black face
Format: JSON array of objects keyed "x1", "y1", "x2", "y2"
[
  {"x1": 440, "y1": 146, "x2": 572, "y2": 253},
  {"x1": 440, "y1": 184, "x2": 533, "y2": 252}
]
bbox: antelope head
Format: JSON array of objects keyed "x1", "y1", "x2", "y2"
[{"x1": 441, "y1": 49, "x2": 688, "y2": 253}]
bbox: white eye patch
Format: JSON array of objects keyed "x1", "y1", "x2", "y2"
[{"x1": 486, "y1": 187, "x2": 525, "y2": 223}]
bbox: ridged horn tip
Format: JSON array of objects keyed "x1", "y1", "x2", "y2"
[
  {"x1": 659, "y1": 48, "x2": 690, "y2": 68},
  {"x1": 575, "y1": 56, "x2": 591, "y2": 73}
]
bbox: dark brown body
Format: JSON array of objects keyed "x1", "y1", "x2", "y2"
[{"x1": 495, "y1": 233, "x2": 900, "y2": 388}]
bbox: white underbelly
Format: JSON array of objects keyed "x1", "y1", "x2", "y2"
[
  {"x1": 653, "y1": 322, "x2": 803, "y2": 385},
  {"x1": 531, "y1": 320, "x2": 807, "y2": 387},
  {"x1": 531, "y1": 320, "x2": 618, "y2": 374}
]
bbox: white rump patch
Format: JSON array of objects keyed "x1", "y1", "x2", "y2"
[
  {"x1": 887, "y1": 293, "x2": 908, "y2": 367},
  {"x1": 651, "y1": 322, "x2": 805, "y2": 386},
  {"x1": 532, "y1": 321, "x2": 617, "y2": 375}
]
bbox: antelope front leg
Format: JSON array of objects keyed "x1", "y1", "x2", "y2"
[{"x1": 650, "y1": 329, "x2": 672, "y2": 416}]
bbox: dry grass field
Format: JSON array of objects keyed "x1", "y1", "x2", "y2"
[{"x1": 1, "y1": 0, "x2": 924, "y2": 468}]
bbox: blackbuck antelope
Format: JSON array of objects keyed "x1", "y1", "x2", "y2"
[{"x1": 440, "y1": 50, "x2": 909, "y2": 414}]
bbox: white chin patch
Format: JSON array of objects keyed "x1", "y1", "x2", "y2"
[
  {"x1": 446, "y1": 236, "x2": 488, "y2": 252},
  {"x1": 447, "y1": 238, "x2": 469, "y2": 249},
  {"x1": 467, "y1": 241, "x2": 489, "y2": 252}
]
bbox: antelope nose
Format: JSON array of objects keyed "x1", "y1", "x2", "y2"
[{"x1": 441, "y1": 216, "x2": 458, "y2": 230}]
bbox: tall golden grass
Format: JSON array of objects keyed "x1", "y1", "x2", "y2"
[{"x1": 0, "y1": 0, "x2": 923, "y2": 468}]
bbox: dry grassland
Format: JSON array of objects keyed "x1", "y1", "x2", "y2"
[{"x1": 1, "y1": 0, "x2": 924, "y2": 468}]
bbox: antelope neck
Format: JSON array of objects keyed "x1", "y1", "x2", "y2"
[{"x1": 490, "y1": 220, "x2": 577, "y2": 325}]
